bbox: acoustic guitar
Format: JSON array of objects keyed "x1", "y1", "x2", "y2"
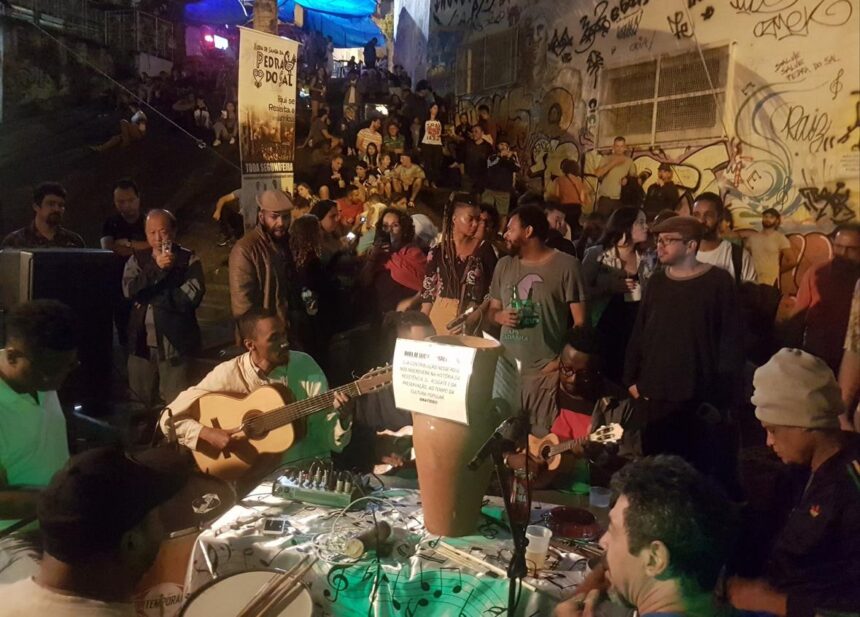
[
  {"x1": 190, "y1": 366, "x2": 392, "y2": 480},
  {"x1": 527, "y1": 423, "x2": 624, "y2": 471}
]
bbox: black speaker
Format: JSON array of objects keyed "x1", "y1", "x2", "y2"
[{"x1": 0, "y1": 249, "x2": 116, "y2": 416}]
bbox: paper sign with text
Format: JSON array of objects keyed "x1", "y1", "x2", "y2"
[{"x1": 393, "y1": 338, "x2": 477, "y2": 424}]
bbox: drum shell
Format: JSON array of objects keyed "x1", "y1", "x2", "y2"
[{"x1": 412, "y1": 335, "x2": 502, "y2": 537}]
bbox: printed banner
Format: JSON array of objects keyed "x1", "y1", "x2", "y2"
[{"x1": 237, "y1": 27, "x2": 298, "y2": 228}]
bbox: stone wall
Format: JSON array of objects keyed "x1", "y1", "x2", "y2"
[{"x1": 404, "y1": 0, "x2": 860, "y2": 230}]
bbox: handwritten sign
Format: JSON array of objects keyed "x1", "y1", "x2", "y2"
[{"x1": 393, "y1": 339, "x2": 478, "y2": 424}]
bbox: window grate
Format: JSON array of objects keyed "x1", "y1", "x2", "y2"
[
  {"x1": 598, "y1": 45, "x2": 729, "y2": 147},
  {"x1": 456, "y1": 28, "x2": 518, "y2": 95}
]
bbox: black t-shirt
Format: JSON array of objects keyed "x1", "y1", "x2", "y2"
[
  {"x1": 102, "y1": 213, "x2": 146, "y2": 242},
  {"x1": 463, "y1": 140, "x2": 493, "y2": 182},
  {"x1": 623, "y1": 266, "x2": 742, "y2": 405},
  {"x1": 767, "y1": 434, "x2": 860, "y2": 615},
  {"x1": 485, "y1": 154, "x2": 519, "y2": 192}
]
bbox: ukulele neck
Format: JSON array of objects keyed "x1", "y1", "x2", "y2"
[{"x1": 547, "y1": 435, "x2": 588, "y2": 458}]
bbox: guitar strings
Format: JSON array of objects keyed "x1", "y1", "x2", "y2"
[{"x1": 244, "y1": 370, "x2": 391, "y2": 432}]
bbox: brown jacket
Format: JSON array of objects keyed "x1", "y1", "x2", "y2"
[{"x1": 228, "y1": 226, "x2": 294, "y2": 323}]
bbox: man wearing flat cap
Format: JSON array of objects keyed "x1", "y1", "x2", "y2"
[
  {"x1": 624, "y1": 216, "x2": 743, "y2": 493},
  {"x1": 729, "y1": 348, "x2": 860, "y2": 616},
  {"x1": 229, "y1": 189, "x2": 296, "y2": 327}
]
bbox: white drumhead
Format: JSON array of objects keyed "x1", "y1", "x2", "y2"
[{"x1": 181, "y1": 570, "x2": 313, "y2": 617}]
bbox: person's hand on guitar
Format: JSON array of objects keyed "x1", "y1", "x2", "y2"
[
  {"x1": 332, "y1": 390, "x2": 353, "y2": 426},
  {"x1": 198, "y1": 426, "x2": 235, "y2": 452}
]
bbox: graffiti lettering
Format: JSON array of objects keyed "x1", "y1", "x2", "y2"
[
  {"x1": 587, "y1": 50, "x2": 604, "y2": 89},
  {"x1": 774, "y1": 51, "x2": 810, "y2": 82},
  {"x1": 688, "y1": 0, "x2": 702, "y2": 7},
  {"x1": 837, "y1": 90, "x2": 860, "y2": 150},
  {"x1": 615, "y1": 10, "x2": 643, "y2": 39},
  {"x1": 577, "y1": 3, "x2": 612, "y2": 53},
  {"x1": 742, "y1": 81, "x2": 756, "y2": 96},
  {"x1": 702, "y1": 5, "x2": 715, "y2": 19},
  {"x1": 730, "y1": 0, "x2": 797, "y2": 13},
  {"x1": 781, "y1": 105, "x2": 835, "y2": 153},
  {"x1": 431, "y1": 0, "x2": 505, "y2": 31},
  {"x1": 811, "y1": 54, "x2": 839, "y2": 71},
  {"x1": 548, "y1": 27, "x2": 574, "y2": 58},
  {"x1": 667, "y1": 11, "x2": 694, "y2": 38},
  {"x1": 629, "y1": 31, "x2": 656, "y2": 52},
  {"x1": 750, "y1": 0, "x2": 854, "y2": 40},
  {"x1": 800, "y1": 182, "x2": 854, "y2": 222},
  {"x1": 578, "y1": 0, "x2": 650, "y2": 53}
]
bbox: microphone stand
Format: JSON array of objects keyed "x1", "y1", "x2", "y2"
[{"x1": 489, "y1": 441, "x2": 529, "y2": 617}]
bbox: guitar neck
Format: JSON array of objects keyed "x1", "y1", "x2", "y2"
[
  {"x1": 547, "y1": 435, "x2": 588, "y2": 458},
  {"x1": 255, "y1": 381, "x2": 365, "y2": 433}
]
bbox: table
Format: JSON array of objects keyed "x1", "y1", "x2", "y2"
[{"x1": 183, "y1": 479, "x2": 602, "y2": 617}]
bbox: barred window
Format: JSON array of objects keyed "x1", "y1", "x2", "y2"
[
  {"x1": 597, "y1": 46, "x2": 730, "y2": 147},
  {"x1": 456, "y1": 29, "x2": 518, "y2": 95}
]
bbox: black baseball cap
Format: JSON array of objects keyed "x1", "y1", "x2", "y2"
[{"x1": 38, "y1": 447, "x2": 191, "y2": 563}]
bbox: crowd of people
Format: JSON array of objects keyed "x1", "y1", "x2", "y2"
[{"x1": 1, "y1": 119, "x2": 859, "y2": 615}]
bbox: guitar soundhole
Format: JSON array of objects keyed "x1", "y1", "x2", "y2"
[
  {"x1": 540, "y1": 446, "x2": 552, "y2": 461},
  {"x1": 243, "y1": 410, "x2": 269, "y2": 440}
]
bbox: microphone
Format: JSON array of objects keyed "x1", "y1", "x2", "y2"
[
  {"x1": 343, "y1": 521, "x2": 392, "y2": 558},
  {"x1": 446, "y1": 306, "x2": 476, "y2": 331},
  {"x1": 467, "y1": 414, "x2": 529, "y2": 470}
]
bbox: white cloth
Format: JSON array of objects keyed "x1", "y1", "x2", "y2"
[
  {"x1": 0, "y1": 375, "x2": 69, "y2": 531},
  {"x1": 745, "y1": 230, "x2": 791, "y2": 285},
  {"x1": 697, "y1": 239, "x2": 757, "y2": 284},
  {"x1": 0, "y1": 578, "x2": 133, "y2": 617},
  {"x1": 159, "y1": 351, "x2": 350, "y2": 464}
]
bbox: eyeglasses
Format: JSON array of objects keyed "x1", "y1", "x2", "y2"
[
  {"x1": 560, "y1": 364, "x2": 599, "y2": 379},
  {"x1": 656, "y1": 236, "x2": 688, "y2": 247}
]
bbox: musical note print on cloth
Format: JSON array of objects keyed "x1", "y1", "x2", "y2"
[{"x1": 323, "y1": 565, "x2": 350, "y2": 602}]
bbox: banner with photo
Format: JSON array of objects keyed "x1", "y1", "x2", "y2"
[{"x1": 237, "y1": 27, "x2": 298, "y2": 228}]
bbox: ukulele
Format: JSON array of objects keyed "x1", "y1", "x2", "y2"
[
  {"x1": 527, "y1": 423, "x2": 624, "y2": 471},
  {"x1": 190, "y1": 366, "x2": 392, "y2": 480}
]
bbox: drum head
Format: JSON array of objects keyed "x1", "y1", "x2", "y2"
[{"x1": 180, "y1": 570, "x2": 313, "y2": 617}]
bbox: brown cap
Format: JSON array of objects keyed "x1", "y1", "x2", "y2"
[
  {"x1": 651, "y1": 215, "x2": 705, "y2": 241},
  {"x1": 256, "y1": 190, "x2": 293, "y2": 213}
]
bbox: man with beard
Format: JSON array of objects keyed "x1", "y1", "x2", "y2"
[
  {"x1": 692, "y1": 192, "x2": 757, "y2": 283},
  {"x1": 229, "y1": 190, "x2": 295, "y2": 328},
  {"x1": 0, "y1": 447, "x2": 190, "y2": 617},
  {"x1": 624, "y1": 216, "x2": 742, "y2": 491},
  {"x1": 786, "y1": 223, "x2": 860, "y2": 373},
  {"x1": 2, "y1": 183, "x2": 84, "y2": 248},
  {"x1": 488, "y1": 205, "x2": 587, "y2": 434},
  {"x1": 554, "y1": 456, "x2": 738, "y2": 617},
  {"x1": 158, "y1": 308, "x2": 351, "y2": 473},
  {"x1": 744, "y1": 208, "x2": 797, "y2": 286}
]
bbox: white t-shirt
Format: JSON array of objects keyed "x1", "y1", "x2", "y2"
[
  {"x1": 0, "y1": 578, "x2": 134, "y2": 617},
  {"x1": 697, "y1": 239, "x2": 757, "y2": 284},
  {"x1": 0, "y1": 377, "x2": 69, "y2": 531},
  {"x1": 745, "y1": 230, "x2": 791, "y2": 286}
]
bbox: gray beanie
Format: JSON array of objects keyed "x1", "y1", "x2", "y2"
[{"x1": 752, "y1": 348, "x2": 843, "y2": 429}]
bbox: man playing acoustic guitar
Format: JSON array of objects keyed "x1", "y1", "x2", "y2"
[{"x1": 158, "y1": 308, "x2": 352, "y2": 479}]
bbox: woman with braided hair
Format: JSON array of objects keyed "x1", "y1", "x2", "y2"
[{"x1": 420, "y1": 194, "x2": 498, "y2": 334}]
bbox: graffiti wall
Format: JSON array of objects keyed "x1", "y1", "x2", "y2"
[{"x1": 407, "y1": 0, "x2": 860, "y2": 229}]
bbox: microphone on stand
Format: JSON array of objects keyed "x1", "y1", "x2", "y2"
[
  {"x1": 467, "y1": 413, "x2": 529, "y2": 470},
  {"x1": 446, "y1": 306, "x2": 476, "y2": 332}
]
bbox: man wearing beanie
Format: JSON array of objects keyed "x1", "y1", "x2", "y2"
[
  {"x1": 624, "y1": 216, "x2": 743, "y2": 493},
  {"x1": 729, "y1": 348, "x2": 860, "y2": 617},
  {"x1": 0, "y1": 447, "x2": 189, "y2": 616}
]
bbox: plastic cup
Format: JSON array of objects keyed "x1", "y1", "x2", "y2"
[
  {"x1": 524, "y1": 525, "x2": 553, "y2": 574},
  {"x1": 589, "y1": 486, "x2": 612, "y2": 509}
]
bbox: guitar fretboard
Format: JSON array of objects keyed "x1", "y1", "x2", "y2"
[{"x1": 246, "y1": 381, "x2": 364, "y2": 433}]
